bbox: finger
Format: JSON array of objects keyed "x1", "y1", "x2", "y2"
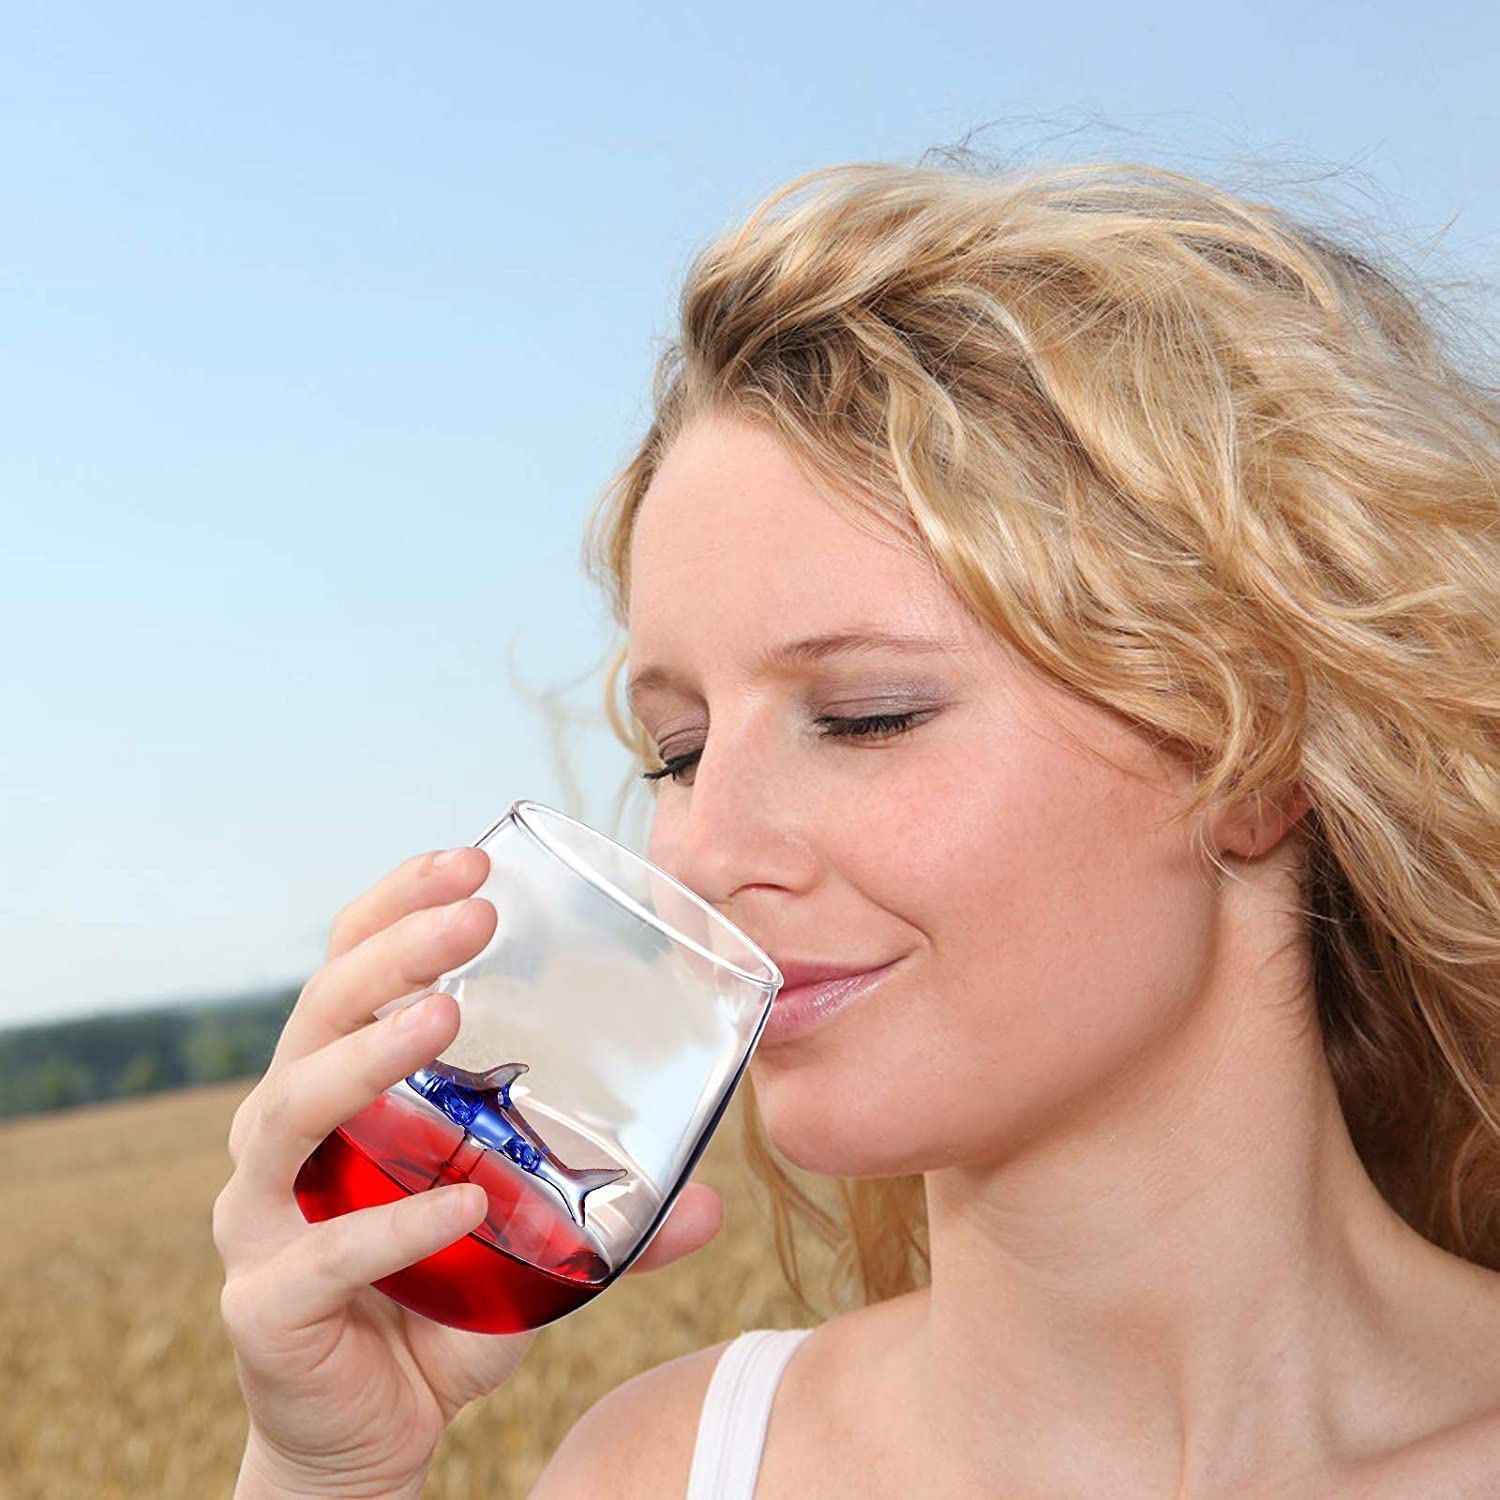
[
  {"x1": 325, "y1": 846, "x2": 490, "y2": 962},
  {"x1": 241, "y1": 990, "x2": 464, "y2": 1202},
  {"x1": 624, "y1": 1182, "x2": 725, "y2": 1275},
  {"x1": 275, "y1": 893, "x2": 498, "y2": 1066},
  {"x1": 227, "y1": 1179, "x2": 493, "y2": 1341}
]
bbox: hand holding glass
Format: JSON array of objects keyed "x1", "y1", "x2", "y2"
[{"x1": 294, "y1": 800, "x2": 782, "y2": 1333}]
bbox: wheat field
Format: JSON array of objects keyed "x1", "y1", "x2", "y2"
[{"x1": 0, "y1": 1079, "x2": 827, "y2": 1499}]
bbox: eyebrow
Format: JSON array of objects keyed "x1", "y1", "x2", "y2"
[{"x1": 626, "y1": 628, "x2": 963, "y2": 710}]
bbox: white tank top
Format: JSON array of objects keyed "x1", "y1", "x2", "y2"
[{"x1": 684, "y1": 1327, "x2": 814, "y2": 1500}]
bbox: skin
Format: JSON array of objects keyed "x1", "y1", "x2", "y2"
[{"x1": 621, "y1": 412, "x2": 1500, "y2": 1497}]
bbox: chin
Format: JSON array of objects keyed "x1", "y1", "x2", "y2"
[{"x1": 750, "y1": 1063, "x2": 935, "y2": 1179}]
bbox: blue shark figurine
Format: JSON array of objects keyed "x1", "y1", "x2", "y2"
[{"x1": 403, "y1": 1061, "x2": 626, "y2": 1228}]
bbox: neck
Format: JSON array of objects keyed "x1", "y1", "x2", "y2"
[{"x1": 906, "y1": 881, "x2": 1450, "y2": 1497}]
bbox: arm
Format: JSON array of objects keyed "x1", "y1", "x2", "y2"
[{"x1": 233, "y1": 1429, "x2": 431, "y2": 1500}]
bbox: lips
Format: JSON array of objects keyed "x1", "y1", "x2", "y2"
[
  {"x1": 771, "y1": 958, "x2": 897, "y2": 991},
  {"x1": 755, "y1": 955, "x2": 905, "y2": 1045}
]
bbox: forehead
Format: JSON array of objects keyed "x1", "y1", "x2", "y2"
[{"x1": 626, "y1": 415, "x2": 961, "y2": 640}]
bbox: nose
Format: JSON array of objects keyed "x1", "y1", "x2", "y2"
[{"x1": 648, "y1": 719, "x2": 815, "y2": 912}]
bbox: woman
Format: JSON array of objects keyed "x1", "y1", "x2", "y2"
[{"x1": 215, "y1": 158, "x2": 1500, "y2": 1497}]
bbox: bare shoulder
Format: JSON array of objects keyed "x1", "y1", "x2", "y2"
[{"x1": 525, "y1": 1337, "x2": 735, "y2": 1500}]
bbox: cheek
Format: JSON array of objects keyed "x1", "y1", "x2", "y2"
[
  {"x1": 755, "y1": 735, "x2": 1218, "y2": 1175},
  {"x1": 645, "y1": 802, "x2": 668, "y2": 869}
]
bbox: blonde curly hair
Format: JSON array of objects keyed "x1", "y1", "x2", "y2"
[{"x1": 578, "y1": 157, "x2": 1500, "y2": 1316}]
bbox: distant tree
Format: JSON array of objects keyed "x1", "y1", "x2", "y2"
[
  {"x1": 0, "y1": 987, "x2": 291, "y2": 1119},
  {"x1": 35, "y1": 1057, "x2": 87, "y2": 1109},
  {"x1": 119, "y1": 1050, "x2": 165, "y2": 1096},
  {"x1": 180, "y1": 1021, "x2": 254, "y2": 1083}
]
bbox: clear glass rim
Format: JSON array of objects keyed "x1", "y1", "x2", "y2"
[{"x1": 489, "y1": 799, "x2": 782, "y2": 992}]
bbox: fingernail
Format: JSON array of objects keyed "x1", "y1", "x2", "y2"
[{"x1": 434, "y1": 848, "x2": 466, "y2": 868}]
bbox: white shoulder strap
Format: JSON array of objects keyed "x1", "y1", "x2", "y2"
[{"x1": 684, "y1": 1328, "x2": 814, "y2": 1500}]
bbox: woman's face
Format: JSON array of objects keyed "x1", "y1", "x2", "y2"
[{"x1": 625, "y1": 414, "x2": 1224, "y2": 1178}]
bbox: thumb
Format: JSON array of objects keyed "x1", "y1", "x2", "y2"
[{"x1": 623, "y1": 1181, "x2": 724, "y2": 1274}]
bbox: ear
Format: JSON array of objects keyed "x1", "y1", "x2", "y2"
[{"x1": 1217, "y1": 783, "x2": 1312, "y2": 861}]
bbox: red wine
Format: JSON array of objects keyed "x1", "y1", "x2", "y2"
[{"x1": 293, "y1": 1087, "x2": 614, "y2": 1333}]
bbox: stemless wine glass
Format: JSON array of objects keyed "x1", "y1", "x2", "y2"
[{"x1": 293, "y1": 799, "x2": 782, "y2": 1334}]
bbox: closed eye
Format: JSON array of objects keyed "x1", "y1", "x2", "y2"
[{"x1": 641, "y1": 710, "x2": 930, "y2": 787}]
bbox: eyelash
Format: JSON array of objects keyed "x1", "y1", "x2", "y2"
[{"x1": 640, "y1": 711, "x2": 927, "y2": 786}]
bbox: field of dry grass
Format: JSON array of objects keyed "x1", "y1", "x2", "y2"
[{"x1": 0, "y1": 1078, "x2": 831, "y2": 1498}]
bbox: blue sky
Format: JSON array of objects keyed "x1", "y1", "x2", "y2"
[{"x1": 3, "y1": 1, "x2": 1496, "y2": 1028}]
